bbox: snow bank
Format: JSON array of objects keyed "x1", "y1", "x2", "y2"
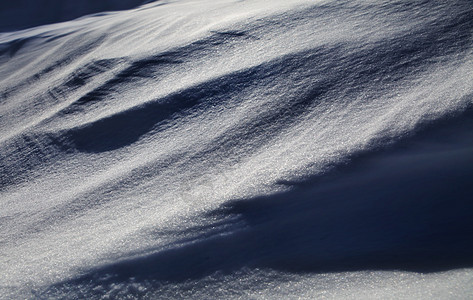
[{"x1": 1, "y1": 0, "x2": 472, "y2": 298}]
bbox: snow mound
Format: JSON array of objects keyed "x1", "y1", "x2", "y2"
[{"x1": 1, "y1": 0, "x2": 473, "y2": 298}]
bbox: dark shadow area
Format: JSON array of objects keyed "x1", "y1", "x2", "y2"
[
  {"x1": 52, "y1": 107, "x2": 473, "y2": 295},
  {"x1": 0, "y1": 0, "x2": 157, "y2": 32},
  {"x1": 0, "y1": 37, "x2": 33, "y2": 57}
]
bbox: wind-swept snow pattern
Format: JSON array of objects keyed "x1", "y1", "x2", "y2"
[{"x1": 1, "y1": 0, "x2": 473, "y2": 299}]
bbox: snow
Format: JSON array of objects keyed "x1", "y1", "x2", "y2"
[{"x1": 1, "y1": 0, "x2": 473, "y2": 298}]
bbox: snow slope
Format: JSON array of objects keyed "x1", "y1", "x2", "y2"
[{"x1": 1, "y1": 0, "x2": 473, "y2": 298}]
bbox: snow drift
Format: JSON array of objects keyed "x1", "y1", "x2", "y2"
[{"x1": 1, "y1": 0, "x2": 473, "y2": 298}]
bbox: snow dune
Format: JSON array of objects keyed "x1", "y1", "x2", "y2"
[{"x1": 1, "y1": 0, "x2": 473, "y2": 298}]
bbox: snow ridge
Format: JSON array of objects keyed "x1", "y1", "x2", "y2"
[{"x1": 1, "y1": 0, "x2": 473, "y2": 298}]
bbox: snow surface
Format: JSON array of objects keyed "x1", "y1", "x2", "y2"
[{"x1": 1, "y1": 0, "x2": 473, "y2": 298}]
